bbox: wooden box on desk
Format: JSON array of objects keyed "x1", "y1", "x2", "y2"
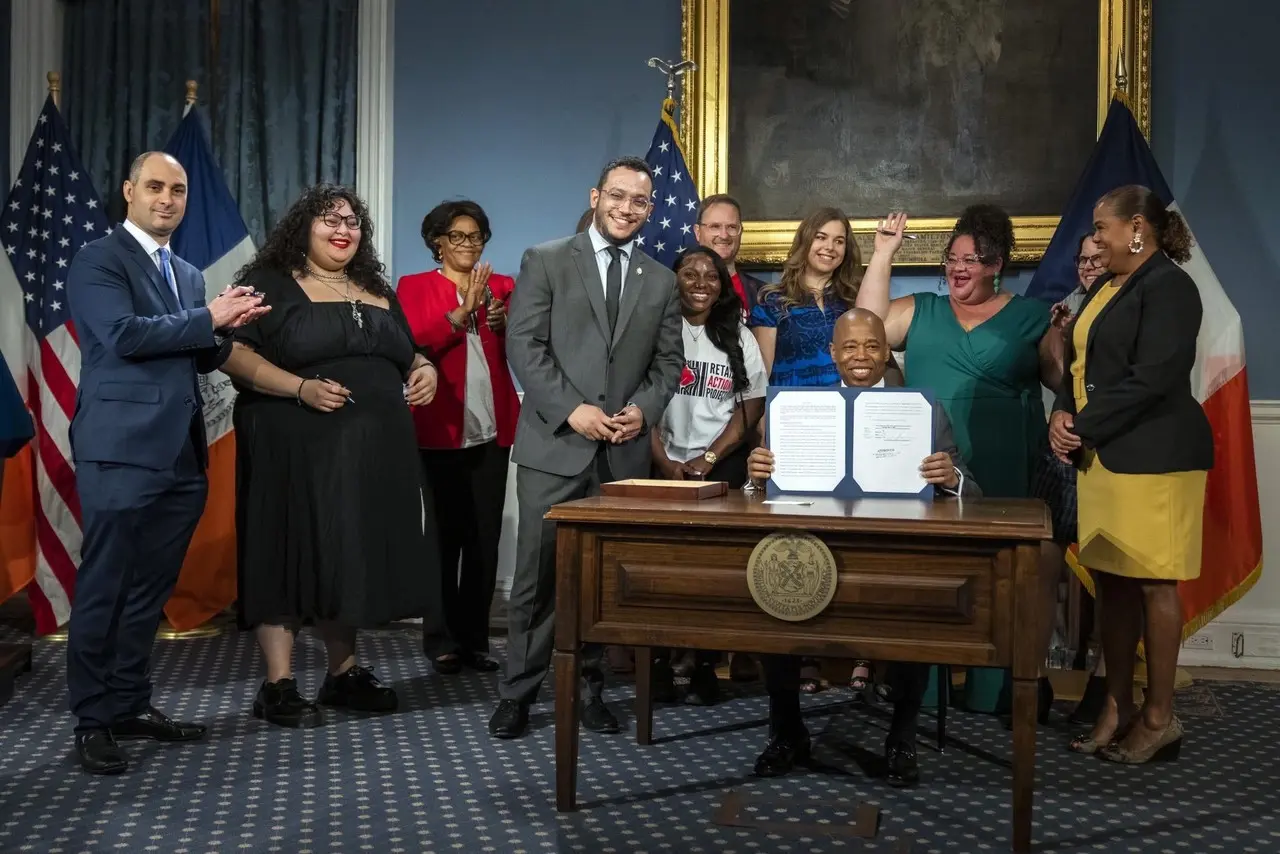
[{"x1": 599, "y1": 479, "x2": 727, "y2": 501}]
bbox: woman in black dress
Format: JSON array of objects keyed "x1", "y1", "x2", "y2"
[{"x1": 221, "y1": 184, "x2": 441, "y2": 728}]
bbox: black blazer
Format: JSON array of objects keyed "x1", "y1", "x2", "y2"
[{"x1": 1052, "y1": 251, "x2": 1213, "y2": 474}]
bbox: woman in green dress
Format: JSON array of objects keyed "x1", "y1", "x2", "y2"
[{"x1": 859, "y1": 205, "x2": 1067, "y2": 715}]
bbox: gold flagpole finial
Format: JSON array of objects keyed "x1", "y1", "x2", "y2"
[
  {"x1": 1114, "y1": 49, "x2": 1129, "y2": 92},
  {"x1": 47, "y1": 71, "x2": 61, "y2": 109},
  {"x1": 185, "y1": 79, "x2": 199, "y2": 106}
]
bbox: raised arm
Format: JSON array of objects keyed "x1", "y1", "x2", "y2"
[
  {"x1": 855, "y1": 212, "x2": 914, "y2": 349},
  {"x1": 504, "y1": 245, "x2": 589, "y2": 431}
]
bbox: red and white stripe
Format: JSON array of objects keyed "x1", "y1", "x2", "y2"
[{"x1": 24, "y1": 321, "x2": 80, "y2": 631}]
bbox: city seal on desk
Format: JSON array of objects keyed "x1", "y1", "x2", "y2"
[{"x1": 746, "y1": 532, "x2": 838, "y2": 622}]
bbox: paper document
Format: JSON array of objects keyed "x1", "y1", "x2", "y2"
[
  {"x1": 768, "y1": 390, "x2": 846, "y2": 493},
  {"x1": 851, "y1": 391, "x2": 933, "y2": 494}
]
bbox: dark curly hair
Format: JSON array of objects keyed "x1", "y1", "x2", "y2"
[
  {"x1": 947, "y1": 203, "x2": 1015, "y2": 270},
  {"x1": 673, "y1": 247, "x2": 750, "y2": 395},
  {"x1": 1097, "y1": 184, "x2": 1194, "y2": 264},
  {"x1": 420, "y1": 199, "x2": 492, "y2": 264},
  {"x1": 234, "y1": 183, "x2": 391, "y2": 299}
]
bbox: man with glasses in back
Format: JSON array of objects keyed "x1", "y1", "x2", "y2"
[
  {"x1": 694, "y1": 193, "x2": 767, "y2": 320},
  {"x1": 490, "y1": 157, "x2": 684, "y2": 740}
]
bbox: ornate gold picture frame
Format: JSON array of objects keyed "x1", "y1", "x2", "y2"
[{"x1": 680, "y1": 0, "x2": 1152, "y2": 266}]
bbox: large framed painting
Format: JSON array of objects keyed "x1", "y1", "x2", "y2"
[{"x1": 680, "y1": 0, "x2": 1152, "y2": 266}]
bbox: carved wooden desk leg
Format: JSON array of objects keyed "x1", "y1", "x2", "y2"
[
  {"x1": 634, "y1": 646, "x2": 653, "y2": 745},
  {"x1": 554, "y1": 649, "x2": 582, "y2": 811}
]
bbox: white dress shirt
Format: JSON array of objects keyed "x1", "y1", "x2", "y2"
[
  {"x1": 587, "y1": 223, "x2": 634, "y2": 297},
  {"x1": 121, "y1": 217, "x2": 180, "y2": 303}
]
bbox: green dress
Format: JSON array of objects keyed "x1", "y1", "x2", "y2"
[{"x1": 906, "y1": 291, "x2": 1050, "y2": 712}]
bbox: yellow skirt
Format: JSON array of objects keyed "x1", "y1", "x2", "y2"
[{"x1": 1076, "y1": 451, "x2": 1208, "y2": 581}]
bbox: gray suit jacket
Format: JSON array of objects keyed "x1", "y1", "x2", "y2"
[{"x1": 506, "y1": 231, "x2": 684, "y2": 478}]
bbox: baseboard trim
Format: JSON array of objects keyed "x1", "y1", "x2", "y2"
[{"x1": 1251, "y1": 399, "x2": 1280, "y2": 424}]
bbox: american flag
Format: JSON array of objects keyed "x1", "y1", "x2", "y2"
[
  {"x1": 636, "y1": 98, "x2": 700, "y2": 268},
  {"x1": 0, "y1": 95, "x2": 110, "y2": 633}
]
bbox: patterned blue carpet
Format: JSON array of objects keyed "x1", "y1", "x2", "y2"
[{"x1": 1, "y1": 627, "x2": 1278, "y2": 853}]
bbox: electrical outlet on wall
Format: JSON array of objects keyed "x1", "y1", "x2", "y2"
[{"x1": 1183, "y1": 633, "x2": 1214, "y2": 650}]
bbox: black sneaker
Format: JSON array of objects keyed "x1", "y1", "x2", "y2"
[
  {"x1": 253, "y1": 678, "x2": 323, "y2": 728},
  {"x1": 317, "y1": 665, "x2": 398, "y2": 713}
]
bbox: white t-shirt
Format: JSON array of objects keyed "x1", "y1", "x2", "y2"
[{"x1": 659, "y1": 321, "x2": 768, "y2": 463}]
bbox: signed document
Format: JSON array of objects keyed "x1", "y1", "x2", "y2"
[
  {"x1": 851, "y1": 391, "x2": 933, "y2": 495},
  {"x1": 767, "y1": 390, "x2": 846, "y2": 493}
]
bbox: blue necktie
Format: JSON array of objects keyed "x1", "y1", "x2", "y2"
[{"x1": 157, "y1": 246, "x2": 180, "y2": 305}]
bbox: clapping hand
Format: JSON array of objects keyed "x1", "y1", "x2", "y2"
[
  {"x1": 405, "y1": 363, "x2": 438, "y2": 406},
  {"x1": 209, "y1": 285, "x2": 269, "y2": 331},
  {"x1": 486, "y1": 294, "x2": 507, "y2": 333},
  {"x1": 460, "y1": 262, "x2": 492, "y2": 314}
]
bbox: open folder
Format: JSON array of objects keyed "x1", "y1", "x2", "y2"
[{"x1": 764, "y1": 386, "x2": 936, "y2": 500}]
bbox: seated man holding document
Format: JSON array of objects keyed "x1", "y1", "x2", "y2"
[{"x1": 746, "y1": 308, "x2": 981, "y2": 786}]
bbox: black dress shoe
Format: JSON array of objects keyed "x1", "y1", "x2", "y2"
[
  {"x1": 581, "y1": 697, "x2": 621, "y2": 733},
  {"x1": 489, "y1": 699, "x2": 530, "y2": 739},
  {"x1": 111, "y1": 706, "x2": 206, "y2": 742},
  {"x1": 684, "y1": 663, "x2": 720, "y2": 706},
  {"x1": 253, "y1": 678, "x2": 323, "y2": 728},
  {"x1": 885, "y1": 742, "x2": 920, "y2": 788},
  {"x1": 431, "y1": 654, "x2": 462, "y2": 675},
  {"x1": 317, "y1": 665, "x2": 398, "y2": 713},
  {"x1": 460, "y1": 651, "x2": 500, "y2": 673},
  {"x1": 75, "y1": 730, "x2": 128, "y2": 775},
  {"x1": 753, "y1": 728, "x2": 811, "y2": 777},
  {"x1": 651, "y1": 659, "x2": 678, "y2": 704}
]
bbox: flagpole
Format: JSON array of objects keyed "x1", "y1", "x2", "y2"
[
  {"x1": 184, "y1": 80, "x2": 198, "y2": 118},
  {"x1": 47, "y1": 72, "x2": 61, "y2": 110}
]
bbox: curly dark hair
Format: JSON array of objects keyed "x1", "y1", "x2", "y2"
[
  {"x1": 947, "y1": 203, "x2": 1015, "y2": 270},
  {"x1": 420, "y1": 199, "x2": 492, "y2": 264},
  {"x1": 673, "y1": 247, "x2": 750, "y2": 396},
  {"x1": 234, "y1": 183, "x2": 391, "y2": 299},
  {"x1": 1097, "y1": 184, "x2": 1194, "y2": 264}
]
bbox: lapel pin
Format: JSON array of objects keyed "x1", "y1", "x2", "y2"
[{"x1": 637, "y1": 267, "x2": 643, "y2": 276}]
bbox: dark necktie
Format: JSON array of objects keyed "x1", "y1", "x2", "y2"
[{"x1": 605, "y1": 245, "x2": 623, "y2": 334}]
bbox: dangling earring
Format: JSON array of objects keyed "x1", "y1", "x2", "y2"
[
  {"x1": 1128, "y1": 231, "x2": 1144, "y2": 254},
  {"x1": 993, "y1": 272, "x2": 1002, "y2": 293}
]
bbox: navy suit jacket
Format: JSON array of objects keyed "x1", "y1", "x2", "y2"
[{"x1": 66, "y1": 225, "x2": 228, "y2": 471}]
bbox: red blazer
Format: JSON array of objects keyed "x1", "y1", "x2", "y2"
[{"x1": 397, "y1": 269, "x2": 520, "y2": 450}]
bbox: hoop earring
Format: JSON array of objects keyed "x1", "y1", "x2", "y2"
[{"x1": 1128, "y1": 231, "x2": 1144, "y2": 254}]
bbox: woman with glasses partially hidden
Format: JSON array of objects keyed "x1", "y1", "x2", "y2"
[
  {"x1": 397, "y1": 200, "x2": 519, "y2": 676},
  {"x1": 858, "y1": 204, "x2": 1067, "y2": 720},
  {"x1": 222, "y1": 185, "x2": 440, "y2": 727}
]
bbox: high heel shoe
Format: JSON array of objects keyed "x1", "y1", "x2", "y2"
[
  {"x1": 1003, "y1": 676, "x2": 1054, "y2": 729},
  {"x1": 1100, "y1": 715, "x2": 1184, "y2": 764},
  {"x1": 1069, "y1": 674, "x2": 1107, "y2": 725}
]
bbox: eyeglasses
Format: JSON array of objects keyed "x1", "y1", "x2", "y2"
[
  {"x1": 445, "y1": 230, "x2": 487, "y2": 248},
  {"x1": 698, "y1": 222, "x2": 742, "y2": 236},
  {"x1": 943, "y1": 254, "x2": 987, "y2": 269},
  {"x1": 602, "y1": 189, "x2": 652, "y2": 213},
  {"x1": 1075, "y1": 254, "x2": 1104, "y2": 269},
  {"x1": 321, "y1": 212, "x2": 362, "y2": 231}
]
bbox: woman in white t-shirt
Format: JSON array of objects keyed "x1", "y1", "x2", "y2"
[
  {"x1": 653, "y1": 247, "x2": 768, "y2": 486},
  {"x1": 648, "y1": 246, "x2": 767, "y2": 705}
]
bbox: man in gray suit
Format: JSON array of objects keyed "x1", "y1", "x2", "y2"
[{"x1": 491, "y1": 157, "x2": 684, "y2": 739}]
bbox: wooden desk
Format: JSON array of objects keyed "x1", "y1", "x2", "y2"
[{"x1": 550, "y1": 492, "x2": 1051, "y2": 853}]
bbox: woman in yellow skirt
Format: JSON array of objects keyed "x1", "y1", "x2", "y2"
[{"x1": 1049, "y1": 184, "x2": 1212, "y2": 764}]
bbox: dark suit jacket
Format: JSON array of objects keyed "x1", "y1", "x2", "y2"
[
  {"x1": 1052, "y1": 251, "x2": 1213, "y2": 474},
  {"x1": 738, "y1": 269, "x2": 767, "y2": 312},
  {"x1": 66, "y1": 226, "x2": 228, "y2": 470},
  {"x1": 880, "y1": 373, "x2": 981, "y2": 498}
]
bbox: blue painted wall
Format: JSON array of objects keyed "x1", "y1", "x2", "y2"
[{"x1": 391, "y1": 0, "x2": 1280, "y2": 397}]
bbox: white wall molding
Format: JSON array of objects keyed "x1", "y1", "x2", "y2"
[
  {"x1": 9, "y1": 0, "x2": 63, "y2": 182},
  {"x1": 355, "y1": 0, "x2": 394, "y2": 275},
  {"x1": 1251, "y1": 399, "x2": 1280, "y2": 425}
]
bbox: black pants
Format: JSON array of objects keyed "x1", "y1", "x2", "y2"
[
  {"x1": 68, "y1": 438, "x2": 206, "y2": 732},
  {"x1": 761, "y1": 655, "x2": 932, "y2": 745},
  {"x1": 420, "y1": 441, "x2": 510, "y2": 656}
]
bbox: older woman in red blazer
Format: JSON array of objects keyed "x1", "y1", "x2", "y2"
[{"x1": 397, "y1": 200, "x2": 519, "y2": 674}]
